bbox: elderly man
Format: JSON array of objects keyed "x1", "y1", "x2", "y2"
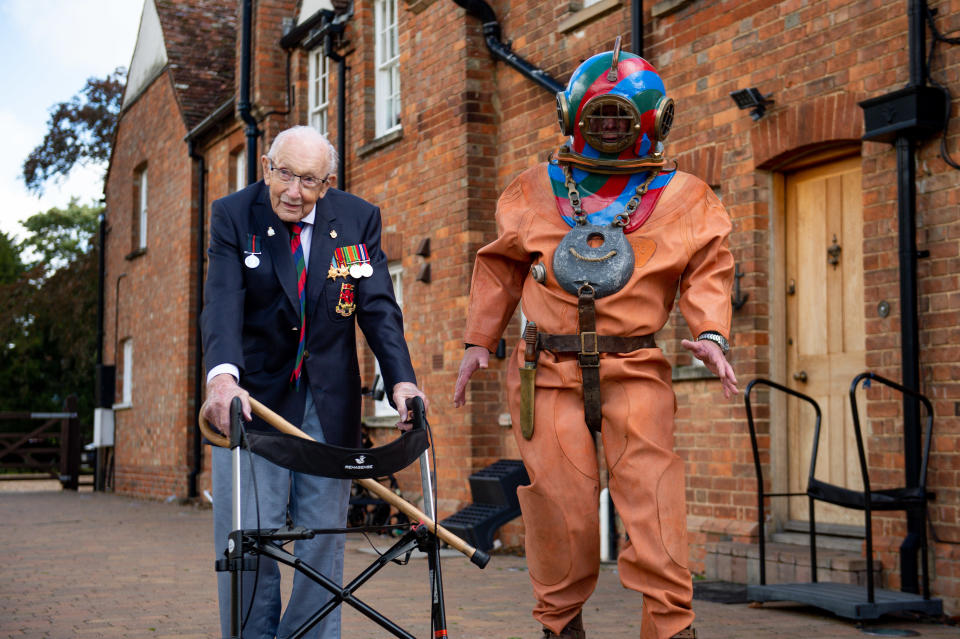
[
  {"x1": 201, "y1": 125, "x2": 426, "y2": 639},
  {"x1": 454, "y1": 42, "x2": 736, "y2": 639}
]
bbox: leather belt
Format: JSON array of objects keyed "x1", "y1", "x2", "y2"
[
  {"x1": 536, "y1": 286, "x2": 656, "y2": 433},
  {"x1": 537, "y1": 333, "x2": 656, "y2": 354}
]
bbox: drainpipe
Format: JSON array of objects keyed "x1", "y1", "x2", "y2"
[
  {"x1": 239, "y1": 0, "x2": 261, "y2": 185},
  {"x1": 187, "y1": 140, "x2": 206, "y2": 500},
  {"x1": 452, "y1": 0, "x2": 563, "y2": 94},
  {"x1": 893, "y1": 0, "x2": 927, "y2": 595},
  {"x1": 96, "y1": 214, "x2": 106, "y2": 367},
  {"x1": 326, "y1": 35, "x2": 347, "y2": 189},
  {"x1": 632, "y1": 0, "x2": 643, "y2": 57},
  {"x1": 860, "y1": 0, "x2": 947, "y2": 594}
]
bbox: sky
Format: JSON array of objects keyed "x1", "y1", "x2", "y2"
[{"x1": 0, "y1": 0, "x2": 144, "y2": 238}]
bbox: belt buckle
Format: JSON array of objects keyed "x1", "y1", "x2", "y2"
[{"x1": 579, "y1": 331, "x2": 599, "y2": 368}]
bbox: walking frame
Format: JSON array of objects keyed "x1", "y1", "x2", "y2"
[{"x1": 200, "y1": 396, "x2": 489, "y2": 639}]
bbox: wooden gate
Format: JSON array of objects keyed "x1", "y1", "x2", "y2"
[{"x1": 0, "y1": 395, "x2": 83, "y2": 489}]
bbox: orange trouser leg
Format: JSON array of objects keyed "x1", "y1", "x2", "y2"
[
  {"x1": 508, "y1": 358, "x2": 694, "y2": 639},
  {"x1": 602, "y1": 373, "x2": 695, "y2": 639},
  {"x1": 511, "y1": 383, "x2": 601, "y2": 635}
]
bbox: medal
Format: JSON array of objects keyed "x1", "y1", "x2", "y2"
[
  {"x1": 333, "y1": 243, "x2": 373, "y2": 280},
  {"x1": 335, "y1": 283, "x2": 356, "y2": 317},
  {"x1": 244, "y1": 233, "x2": 262, "y2": 269}
]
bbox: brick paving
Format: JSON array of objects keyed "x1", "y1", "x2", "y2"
[{"x1": 1, "y1": 484, "x2": 955, "y2": 639}]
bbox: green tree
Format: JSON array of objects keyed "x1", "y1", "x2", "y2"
[
  {"x1": 0, "y1": 202, "x2": 100, "y2": 424},
  {"x1": 0, "y1": 232, "x2": 25, "y2": 285},
  {"x1": 18, "y1": 199, "x2": 99, "y2": 272},
  {"x1": 21, "y1": 68, "x2": 125, "y2": 195}
]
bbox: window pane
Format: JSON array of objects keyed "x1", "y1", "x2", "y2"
[
  {"x1": 138, "y1": 169, "x2": 148, "y2": 249},
  {"x1": 122, "y1": 339, "x2": 133, "y2": 405},
  {"x1": 375, "y1": 0, "x2": 401, "y2": 135},
  {"x1": 373, "y1": 262, "x2": 404, "y2": 416}
]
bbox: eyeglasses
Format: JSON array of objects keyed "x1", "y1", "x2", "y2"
[{"x1": 269, "y1": 162, "x2": 329, "y2": 190}]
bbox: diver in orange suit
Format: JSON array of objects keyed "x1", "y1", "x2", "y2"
[{"x1": 454, "y1": 41, "x2": 738, "y2": 639}]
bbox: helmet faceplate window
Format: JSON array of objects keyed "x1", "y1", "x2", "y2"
[{"x1": 579, "y1": 94, "x2": 641, "y2": 154}]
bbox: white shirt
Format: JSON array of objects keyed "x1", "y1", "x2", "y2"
[{"x1": 207, "y1": 205, "x2": 316, "y2": 383}]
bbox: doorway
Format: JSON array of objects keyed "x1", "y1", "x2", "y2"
[{"x1": 783, "y1": 155, "x2": 866, "y2": 528}]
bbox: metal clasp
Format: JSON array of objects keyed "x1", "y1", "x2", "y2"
[{"x1": 579, "y1": 331, "x2": 600, "y2": 368}]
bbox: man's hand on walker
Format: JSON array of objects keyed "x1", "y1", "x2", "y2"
[
  {"x1": 681, "y1": 338, "x2": 739, "y2": 399},
  {"x1": 201, "y1": 373, "x2": 252, "y2": 438},
  {"x1": 453, "y1": 345, "x2": 490, "y2": 408},
  {"x1": 393, "y1": 382, "x2": 428, "y2": 431}
]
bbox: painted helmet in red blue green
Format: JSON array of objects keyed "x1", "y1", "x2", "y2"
[{"x1": 555, "y1": 38, "x2": 674, "y2": 170}]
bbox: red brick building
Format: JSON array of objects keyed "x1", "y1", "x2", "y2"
[{"x1": 102, "y1": 0, "x2": 960, "y2": 612}]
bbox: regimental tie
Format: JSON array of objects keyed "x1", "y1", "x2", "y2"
[{"x1": 289, "y1": 222, "x2": 307, "y2": 389}]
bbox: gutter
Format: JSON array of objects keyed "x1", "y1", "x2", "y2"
[{"x1": 452, "y1": 0, "x2": 563, "y2": 94}]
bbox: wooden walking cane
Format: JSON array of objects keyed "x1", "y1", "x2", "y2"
[{"x1": 199, "y1": 396, "x2": 490, "y2": 568}]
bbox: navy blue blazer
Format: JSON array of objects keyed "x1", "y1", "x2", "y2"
[{"x1": 201, "y1": 181, "x2": 416, "y2": 447}]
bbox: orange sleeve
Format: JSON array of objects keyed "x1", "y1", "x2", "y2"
[
  {"x1": 677, "y1": 183, "x2": 735, "y2": 340},
  {"x1": 463, "y1": 175, "x2": 533, "y2": 351}
]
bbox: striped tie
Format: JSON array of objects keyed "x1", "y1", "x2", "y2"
[{"x1": 289, "y1": 222, "x2": 306, "y2": 389}]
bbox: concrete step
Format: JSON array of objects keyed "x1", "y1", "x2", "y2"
[
  {"x1": 770, "y1": 531, "x2": 864, "y2": 552},
  {"x1": 704, "y1": 540, "x2": 881, "y2": 588}
]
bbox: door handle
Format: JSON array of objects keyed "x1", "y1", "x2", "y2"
[{"x1": 793, "y1": 371, "x2": 808, "y2": 383}]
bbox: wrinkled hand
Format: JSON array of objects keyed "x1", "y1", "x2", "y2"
[
  {"x1": 200, "y1": 374, "x2": 252, "y2": 438},
  {"x1": 453, "y1": 346, "x2": 490, "y2": 408},
  {"x1": 681, "y1": 339, "x2": 739, "y2": 399},
  {"x1": 393, "y1": 381, "x2": 428, "y2": 431}
]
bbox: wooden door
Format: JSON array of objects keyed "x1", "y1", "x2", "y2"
[{"x1": 785, "y1": 156, "x2": 866, "y2": 526}]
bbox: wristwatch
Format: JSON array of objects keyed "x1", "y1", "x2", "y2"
[{"x1": 697, "y1": 332, "x2": 730, "y2": 355}]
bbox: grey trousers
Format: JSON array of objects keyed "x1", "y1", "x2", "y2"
[{"x1": 212, "y1": 393, "x2": 352, "y2": 639}]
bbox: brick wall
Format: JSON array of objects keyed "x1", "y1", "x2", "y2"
[
  {"x1": 104, "y1": 74, "x2": 197, "y2": 499},
  {"x1": 104, "y1": 0, "x2": 960, "y2": 609}
]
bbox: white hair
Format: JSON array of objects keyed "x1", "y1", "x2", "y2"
[{"x1": 267, "y1": 126, "x2": 339, "y2": 176}]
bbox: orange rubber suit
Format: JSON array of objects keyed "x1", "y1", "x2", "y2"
[{"x1": 462, "y1": 164, "x2": 734, "y2": 639}]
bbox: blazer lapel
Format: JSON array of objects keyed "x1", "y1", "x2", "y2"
[
  {"x1": 307, "y1": 192, "x2": 341, "y2": 318},
  {"x1": 254, "y1": 186, "x2": 300, "y2": 315}
]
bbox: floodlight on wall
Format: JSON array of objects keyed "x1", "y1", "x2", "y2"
[{"x1": 730, "y1": 88, "x2": 774, "y2": 121}]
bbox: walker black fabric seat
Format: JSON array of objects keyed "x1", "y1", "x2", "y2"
[{"x1": 243, "y1": 427, "x2": 428, "y2": 479}]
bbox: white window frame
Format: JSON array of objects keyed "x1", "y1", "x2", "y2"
[
  {"x1": 115, "y1": 338, "x2": 133, "y2": 408},
  {"x1": 136, "y1": 168, "x2": 148, "y2": 249},
  {"x1": 373, "y1": 262, "x2": 404, "y2": 416},
  {"x1": 235, "y1": 148, "x2": 246, "y2": 192},
  {"x1": 374, "y1": 0, "x2": 401, "y2": 137},
  {"x1": 309, "y1": 48, "x2": 330, "y2": 135}
]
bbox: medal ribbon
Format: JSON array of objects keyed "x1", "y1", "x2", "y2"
[{"x1": 289, "y1": 222, "x2": 307, "y2": 389}]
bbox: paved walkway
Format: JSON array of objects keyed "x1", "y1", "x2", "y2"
[{"x1": 0, "y1": 483, "x2": 955, "y2": 639}]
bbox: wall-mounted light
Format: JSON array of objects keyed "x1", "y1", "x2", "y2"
[{"x1": 729, "y1": 88, "x2": 774, "y2": 121}]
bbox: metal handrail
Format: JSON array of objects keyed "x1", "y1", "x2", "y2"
[{"x1": 744, "y1": 378, "x2": 821, "y2": 585}]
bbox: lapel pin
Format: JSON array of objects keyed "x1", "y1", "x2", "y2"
[
  {"x1": 330, "y1": 229, "x2": 338, "y2": 239},
  {"x1": 267, "y1": 226, "x2": 275, "y2": 236}
]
